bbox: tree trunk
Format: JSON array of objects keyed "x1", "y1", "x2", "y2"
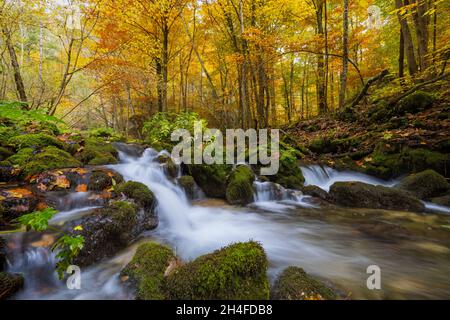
[
  {"x1": 2, "y1": 28, "x2": 27, "y2": 103},
  {"x1": 399, "y1": 28, "x2": 405, "y2": 78},
  {"x1": 339, "y1": 0, "x2": 349, "y2": 109},
  {"x1": 315, "y1": 1, "x2": 328, "y2": 114},
  {"x1": 411, "y1": 0, "x2": 430, "y2": 70},
  {"x1": 395, "y1": 0, "x2": 418, "y2": 76}
]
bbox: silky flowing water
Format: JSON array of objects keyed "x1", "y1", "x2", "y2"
[{"x1": 5, "y1": 146, "x2": 450, "y2": 300}]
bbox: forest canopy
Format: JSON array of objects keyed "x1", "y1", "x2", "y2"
[{"x1": 0, "y1": 0, "x2": 448, "y2": 134}]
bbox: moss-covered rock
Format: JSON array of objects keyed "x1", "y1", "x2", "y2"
[
  {"x1": 7, "y1": 133, "x2": 64, "y2": 150},
  {"x1": 268, "y1": 149, "x2": 304, "y2": 190},
  {"x1": 271, "y1": 267, "x2": 337, "y2": 300},
  {"x1": 0, "y1": 272, "x2": 24, "y2": 300},
  {"x1": 71, "y1": 201, "x2": 143, "y2": 266},
  {"x1": 188, "y1": 164, "x2": 232, "y2": 199},
  {"x1": 301, "y1": 185, "x2": 330, "y2": 202},
  {"x1": 6, "y1": 148, "x2": 35, "y2": 167},
  {"x1": 308, "y1": 137, "x2": 338, "y2": 154},
  {"x1": 329, "y1": 182, "x2": 425, "y2": 212},
  {"x1": 121, "y1": 242, "x2": 176, "y2": 300},
  {"x1": 88, "y1": 169, "x2": 124, "y2": 192},
  {"x1": 165, "y1": 241, "x2": 269, "y2": 300},
  {"x1": 397, "y1": 91, "x2": 435, "y2": 115},
  {"x1": 114, "y1": 181, "x2": 155, "y2": 211},
  {"x1": 364, "y1": 143, "x2": 449, "y2": 179},
  {"x1": 77, "y1": 137, "x2": 118, "y2": 165},
  {"x1": 155, "y1": 154, "x2": 178, "y2": 178},
  {"x1": 226, "y1": 166, "x2": 255, "y2": 206},
  {"x1": 178, "y1": 175, "x2": 196, "y2": 199},
  {"x1": 22, "y1": 146, "x2": 82, "y2": 176},
  {"x1": 398, "y1": 170, "x2": 449, "y2": 199}
]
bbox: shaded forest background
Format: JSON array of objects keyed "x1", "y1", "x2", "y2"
[{"x1": 0, "y1": 0, "x2": 448, "y2": 135}]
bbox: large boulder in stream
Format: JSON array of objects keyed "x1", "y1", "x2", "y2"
[
  {"x1": 177, "y1": 176, "x2": 196, "y2": 200},
  {"x1": 329, "y1": 182, "x2": 425, "y2": 212},
  {"x1": 166, "y1": 241, "x2": 269, "y2": 300},
  {"x1": 70, "y1": 182, "x2": 157, "y2": 266},
  {"x1": 121, "y1": 242, "x2": 176, "y2": 300},
  {"x1": 0, "y1": 272, "x2": 24, "y2": 300},
  {"x1": 397, "y1": 170, "x2": 449, "y2": 200},
  {"x1": 271, "y1": 267, "x2": 337, "y2": 300},
  {"x1": 188, "y1": 164, "x2": 232, "y2": 199},
  {"x1": 266, "y1": 149, "x2": 305, "y2": 190},
  {"x1": 76, "y1": 137, "x2": 119, "y2": 166},
  {"x1": 226, "y1": 165, "x2": 255, "y2": 206}
]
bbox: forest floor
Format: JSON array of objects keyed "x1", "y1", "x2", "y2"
[{"x1": 284, "y1": 81, "x2": 450, "y2": 179}]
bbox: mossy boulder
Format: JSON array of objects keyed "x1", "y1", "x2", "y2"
[
  {"x1": 268, "y1": 150, "x2": 304, "y2": 190},
  {"x1": 6, "y1": 148, "x2": 35, "y2": 167},
  {"x1": 177, "y1": 175, "x2": 196, "y2": 199},
  {"x1": 7, "y1": 133, "x2": 64, "y2": 150},
  {"x1": 155, "y1": 154, "x2": 178, "y2": 178},
  {"x1": 365, "y1": 143, "x2": 449, "y2": 179},
  {"x1": 271, "y1": 267, "x2": 337, "y2": 300},
  {"x1": 329, "y1": 182, "x2": 425, "y2": 212},
  {"x1": 121, "y1": 242, "x2": 176, "y2": 300},
  {"x1": 88, "y1": 169, "x2": 124, "y2": 192},
  {"x1": 165, "y1": 241, "x2": 269, "y2": 300},
  {"x1": 0, "y1": 272, "x2": 24, "y2": 300},
  {"x1": 309, "y1": 137, "x2": 338, "y2": 154},
  {"x1": 226, "y1": 166, "x2": 255, "y2": 206},
  {"x1": 114, "y1": 181, "x2": 155, "y2": 211},
  {"x1": 71, "y1": 201, "x2": 149, "y2": 266},
  {"x1": 188, "y1": 164, "x2": 232, "y2": 199},
  {"x1": 397, "y1": 91, "x2": 435, "y2": 115},
  {"x1": 398, "y1": 170, "x2": 449, "y2": 199},
  {"x1": 301, "y1": 185, "x2": 330, "y2": 202},
  {"x1": 22, "y1": 146, "x2": 82, "y2": 176},
  {"x1": 78, "y1": 137, "x2": 118, "y2": 165}
]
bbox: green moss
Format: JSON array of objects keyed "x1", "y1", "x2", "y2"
[
  {"x1": 271, "y1": 267, "x2": 337, "y2": 300},
  {"x1": 269, "y1": 149, "x2": 304, "y2": 190},
  {"x1": 188, "y1": 164, "x2": 232, "y2": 199},
  {"x1": 226, "y1": 166, "x2": 255, "y2": 205},
  {"x1": 0, "y1": 147, "x2": 13, "y2": 161},
  {"x1": 78, "y1": 137, "x2": 118, "y2": 165},
  {"x1": 6, "y1": 148, "x2": 34, "y2": 167},
  {"x1": 398, "y1": 170, "x2": 449, "y2": 199},
  {"x1": 121, "y1": 242, "x2": 175, "y2": 300},
  {"x1": 397, "y1": 91, "x2": 435, "y2": 115},
  {"x1": 309, "y1": 137, "x2": 338, "y2": 154},
  {"x1": 166, "y1": 241, "x2": 269, "y2": 300},
  {"x1": 22, "y1": 146, "x2": 82, "y2": 176},
  {"x1": 365, "y1": 143, "x2": 449, "y2": 179},
  {"x1": 105, "y1": 201, "x2": 138, "y2": 232},
  {"x1": 155, "y1": 154, "x2": 177, "y2": 178},
  {"x1": 7, "y1": 133, "x2": 64, "y2": 150},
  {"x1": 114, "y1": 181, "x2": 155, "y2": 210}
]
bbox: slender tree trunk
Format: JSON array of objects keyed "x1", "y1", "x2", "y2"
[
  {"x1": 2, "y1": 28, "x2": 27, "y2": 103},
  {"x1": 395, "y1": 0, "x2": 418, "y2": 76},
  {"x1": 339, "y1": 0, "x2": 349, "y2": 109},
  {"x1": 399, "y1": 28, "x2": 405, "y2": 78},
  {"x1": 411, "y1": 0, "x2": 430, "y2": 70},
  {"x1": 315, "y1": 1, "x2": 327, "y2": 114}
]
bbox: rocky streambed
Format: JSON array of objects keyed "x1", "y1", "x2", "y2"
[{"x1": 1, "y1": 144, "x2": 450, "y2": 300}]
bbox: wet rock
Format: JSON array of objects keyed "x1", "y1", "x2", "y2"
[
  {"x1": 271, "y1": 267, "x2": 337, "y2": 300},
  {"x1": 121, "y1": 242, "x2": 176, "y2": 300},
  {"x1": 88, "y1": 169, "x2": 124, "y2": 192},
  {"x1": 113, "y1": 142, "x2": 145, "y2": 158},
  {"x1": 0, "y1": 166, "x2": 21, "y2": 183},
  {"x1": 329, "y1": 182, "x2": 425, "y2": 212},
  {"x1": 398, "y1": 170, "x2": 449, "y2": 199},
  {"x1": 188, "y1": 164, "x2": 232, "y2": 199},
  {"x1": 301, "y1": 185, "x2": 330, "y2": 202},
  {"x1": 114, "y1": 181, "x2": 156, "y2": 215},
  {"x1": 155, "y1": 154, "x2": 178, "y2": 178},
  {"x1": 177, "y1": 176, "x2": 196, "y2": 199},
  {"x1": 0, "y1": 272, "x2": 24, "y2": 300},
  {"x1": 165, "y1": 241, "x2": 269, "y2": 300},
  {"x1": 70, "y1": 199, "x2": 157, "y2": 267},
  {"x1": 226, "y1": 165, "x2": 255, "y2": 206},
  {"x1": 0, "y1": 187, "x2": 39, "y2": 226}
]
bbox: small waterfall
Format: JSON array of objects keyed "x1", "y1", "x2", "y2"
[{"x1": 301, "y1": 165, "x2": 399, "y2": 192}]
